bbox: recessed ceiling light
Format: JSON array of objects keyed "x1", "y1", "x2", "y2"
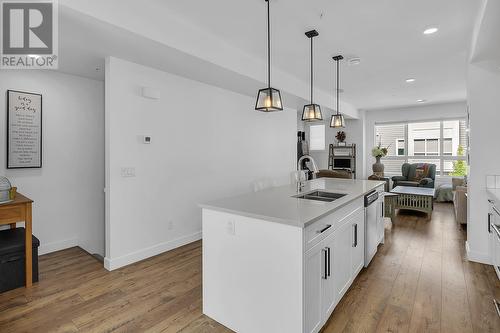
[
  {"x1": 405, "y1": 78, "x2": 416, "y2": 83},
  {"x1": 423, "y1": 27, "x2": 438, "y2": 35},
  {"x1": 348, "y1": 57, "x2": 361, "y2": 66},
  {"x1": 417, "y1": 99, "x2": 426, "y2": 103}
]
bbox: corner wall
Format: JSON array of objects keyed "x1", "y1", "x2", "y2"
[
  {"x1": 466, "y1": 64, "x2": 500, "y2": 263},
  {"x1": 0, "y1": 70, "x2": 105, "y2": 255},
  {"x1": 105, "y1": 57, "x2": 297, "y2": 270}
]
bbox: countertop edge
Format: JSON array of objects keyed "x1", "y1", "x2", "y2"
[{"x1": 200, "y1": 181, "x2": 385, "y2": 228}]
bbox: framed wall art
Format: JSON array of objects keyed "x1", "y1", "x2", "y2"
[{"x1": 7, "y1": 90, "x2": 42, "y2": 169}]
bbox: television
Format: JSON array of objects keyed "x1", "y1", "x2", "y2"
[{"x1": 333, "y1": 158, "x2": 352, "y2": 169}]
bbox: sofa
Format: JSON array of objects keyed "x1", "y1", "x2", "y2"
[
  {"x1": 453, "y1": 178, "x2": 467, "y2": 225},
  {"x1": 391, "y1": 163, "x2": 436, "y2": 189},
  {"x1": 317, "y1": 169, "x2": 353, "y2": 179}
]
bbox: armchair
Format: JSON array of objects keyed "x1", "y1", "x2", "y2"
[{"x1": 391, "y1": 163, "x2": 436, "y2": 189}]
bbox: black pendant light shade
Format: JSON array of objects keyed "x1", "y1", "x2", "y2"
[
  {"x1": 330, "y1": 55, "x2": 345, "y2": 128},
  {"x1": 255, "y1": 0, "x2": 283, "y2": 112},
  {"x1": 255, "y1": 87, "x2": 283, "y2": 111},
  {"x1": 302, "y1": 30, "x2": 322, "y2": 121}
]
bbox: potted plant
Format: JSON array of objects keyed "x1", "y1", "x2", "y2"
[
  {"x1": 335, "y1": 131, "x2": 346, "y2": 145},
  {"x1": 371, "y1": 143, "x2": 390, "y2": 176}
]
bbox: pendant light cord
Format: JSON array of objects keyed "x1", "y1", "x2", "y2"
[
  {"x1": 336, "y1": 58, "x2": 340, "y2": 115},
  {"x1": 310, "y1": 37, "x2": 313, "y2": 103},
  {"x1": 267, "y1": 0, "x2": 271, "y2": 89}
]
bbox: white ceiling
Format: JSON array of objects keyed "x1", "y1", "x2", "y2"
[{"x1": 158, "y1": 0, "x2": 481, "y2": 110}]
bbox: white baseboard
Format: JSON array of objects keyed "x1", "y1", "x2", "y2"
[
  {"x1": 104, "y1": 231, "x2": 202, "y2": 271},
  {"x1": 39, "y1": 237, "x2": 79, "y2": 255},
  {"x1": 465, "y1": 241, "x2": 491, "y2": 265}
]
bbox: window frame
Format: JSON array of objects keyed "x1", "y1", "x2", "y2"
[{"x1": 374, "y1": 118, "x2": 467, "y2": 177}]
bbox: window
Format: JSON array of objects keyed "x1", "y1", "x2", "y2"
[
  {"x1": 396, "y1": 139, "x2": 405, "y2": 156},
  {"x1": 375, "y1": 123, "x2": 405, "y2": 157},
  {"x1": 413, "y1": 138, "x2": 439, "y2": 156},
  {"x1": 375, "y1": 119, "x2": 467, "y2": 176},
  {"x1": 443, "y1": 138, "x2": 452, "y2": 156},
  {"x1": 309, "y1": 124, "x2": 325, "y2": 151},
  {"x1": 414, "y1": 139, "x2": 425, "y2": 155}
]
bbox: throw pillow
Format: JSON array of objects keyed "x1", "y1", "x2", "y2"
[{"x1": 412, "y1": 164, "x2": 429, "y2": 182}]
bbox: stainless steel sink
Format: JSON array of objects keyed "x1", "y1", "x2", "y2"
[{"x1": 294, "y1": 191, "x2": 347, "y2": 202}]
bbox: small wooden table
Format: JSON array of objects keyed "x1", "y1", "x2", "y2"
[
  {"x1": 0, "y1": 193, "x2": 34, "y2": 287},
  {"x1": 386, "y1": 186, "x2": 435, "y2": 222}
]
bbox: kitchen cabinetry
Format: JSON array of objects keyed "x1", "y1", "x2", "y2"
[
  {"x1": 488, "y1": 199, "x2": 500, "y2": 279},
  {"x1": 304, "y1": 242, "x2": 324, "y2": 333},
  {"x1": 376, "y1": 191, "x2": 385, "y2": 245},
  {"x1": 304, "y1": 206, "x2": 364, "y2": 333},
  {"x1": 351, "y1": 210, "x2": 365, "y2": 277},
  {"x1": 202, "y1": 179, "x2": 386, "y2": 333}
]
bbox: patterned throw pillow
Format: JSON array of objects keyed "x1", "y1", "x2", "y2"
[{"x1": 412, "y1": 164, "x2": 429, "y2": 182}]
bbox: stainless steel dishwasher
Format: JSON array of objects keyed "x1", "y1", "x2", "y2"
[{"x1": 364, "y1": 190, "x2": 379, "y2": 267}]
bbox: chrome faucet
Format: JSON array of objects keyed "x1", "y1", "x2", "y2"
[{"x1": 297, "y1": 155, "x2": 319, "y2": 193}]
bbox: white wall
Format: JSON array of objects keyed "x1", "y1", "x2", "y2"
[
  {"x1": 303, "y1": 118, "x2": 365, "y2": 178},
  {"x1": 105, "y1": 57, "x2": 297, "y2": 270},
  {"x1": 363, "y1": 102, "x2": 467, "y2": 178},
  {"x1": 0, "y1": 70, "x2": 105, "y2": 256},
  {"x1": 466, "y1": 64, "x2": 500, "y2": 263}
]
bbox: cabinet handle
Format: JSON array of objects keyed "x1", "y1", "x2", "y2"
[
  {"x1": 488, "y1": 213, "x2": 492, "y2": 233},
  {"x1": 326, "y1": 247, "x2": 331, "y2": 277},
  {"x1": 322, "y1": 248, "x2": 328, "y2": 280},
  {"x1": 381, "y1": 202, "x2": 384, "y2": 217},
  {"x1": 318, "y1": 224, "x2": 332, "y2": 234},
  {"x1": 353, "y1": 224, "x2": 358, "y2": 247}
]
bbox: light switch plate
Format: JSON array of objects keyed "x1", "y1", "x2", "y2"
[
  {"x1": 121, "y1": 167, "x2": 136, "y2": 177},
  {"x1": 226, "y1": 220, "x2": 235, "y2": 235}
]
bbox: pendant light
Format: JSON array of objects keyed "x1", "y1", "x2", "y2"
[
  {"x1": 330, "y1": 55, "x2": 345, "y2": 128},
  {"x1": 255, "y1": 0, "x2": 283, "y2": 112},
  {"x1": 302, "y1": 30, "x2": 322, "y2": 122}
]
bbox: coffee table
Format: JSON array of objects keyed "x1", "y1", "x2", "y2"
[{"x1": 386, "y1": 186, "x2": 436, "y2": 222}]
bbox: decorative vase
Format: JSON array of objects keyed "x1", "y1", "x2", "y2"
[{"x1": 372, "y1": 156, "x2": 384, "y2": 177}]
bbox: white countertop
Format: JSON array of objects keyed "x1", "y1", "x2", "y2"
[
  {"x1": 200, "y1": 178, "x2": 386, "y2": 228},
  {"x1": 487, "y1": 188, "x2": 500, "y2": 207}
]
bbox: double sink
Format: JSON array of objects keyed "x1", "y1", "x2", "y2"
[{"x1": 294, "y1": 190, "x2": 347, "y2": 202}]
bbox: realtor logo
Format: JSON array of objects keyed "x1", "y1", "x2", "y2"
[{"x1": 1, "y1": 0, "x2": 58, "y2": 69}]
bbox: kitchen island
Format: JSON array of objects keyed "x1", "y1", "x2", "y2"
[{"x1": 200, "y1": 178, "x2": 385, "y2": 333}]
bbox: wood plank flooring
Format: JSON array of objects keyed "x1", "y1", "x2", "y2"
[{"x1": 0, "y1": 203, "x2": 499, "y2": 332}]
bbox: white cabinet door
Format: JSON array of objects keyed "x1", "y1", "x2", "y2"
[
  {"x1": 351, "y1": 210, "x2": 365, "y2": 277},
  {"x1": 322, "y1": 232, "x2": 336, "y2": 320},
  {"x1": 333, "y1": 221, "x2": 352, "y2": 301},
  {"x1": 304, "y1": 241, "x2": 324, "y2": 333}
]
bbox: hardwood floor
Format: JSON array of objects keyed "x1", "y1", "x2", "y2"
[{"x1": 0, "y1": 203, "x2": 499, "y2": 332}]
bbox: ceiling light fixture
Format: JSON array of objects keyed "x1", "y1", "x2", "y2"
[
  {"x1": 348, "y1": 57, "x2": 361, "y2": 66},
  {"x1": 423, "y1": 27, "x2": 438, "y2": 35},
  {"x1": 330, "y1": 55, "x2": 345, "y2": 128},
  {"x1": 405, "y1": 78, "x2": 416, "y2": 83},
  {"x1": 302, "y1": 30, "x2": 322, "y2": 122},
  {"x1": 417, "y1": 99, "x2": 426, "y2": 103},
  {"x1": 255, "y1": 0, "x2": 283, "y2": 112}
]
